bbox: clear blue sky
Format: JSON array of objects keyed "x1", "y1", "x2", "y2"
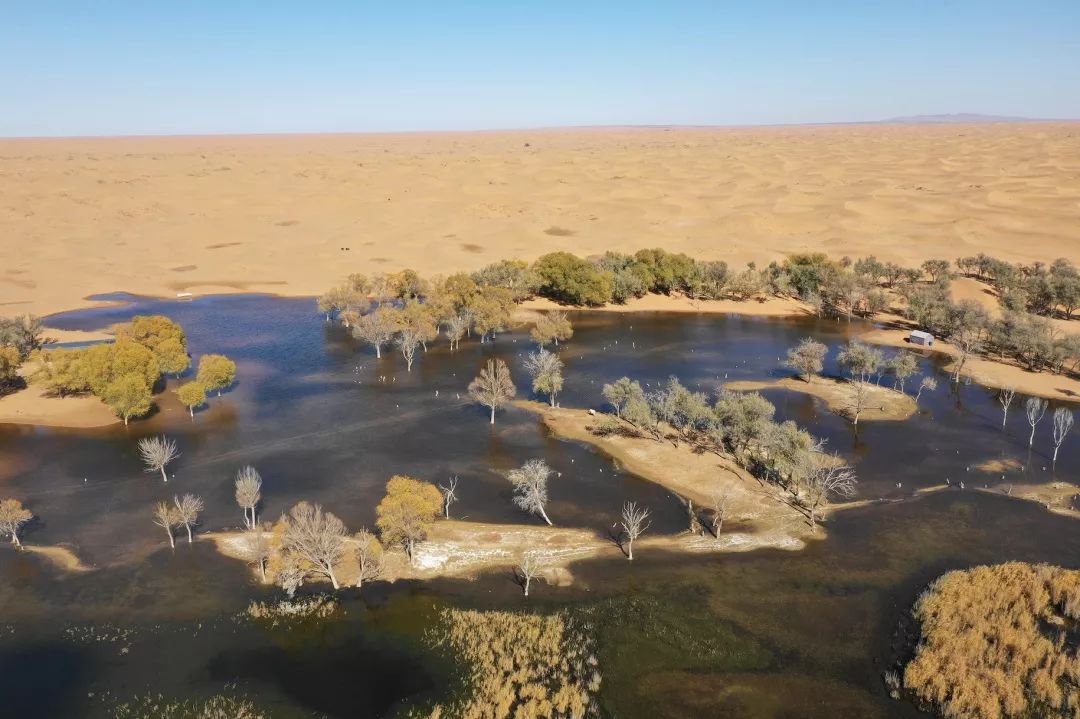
[{"x1": 3, "y1": 1, "x2": 1078, "y2": 136}]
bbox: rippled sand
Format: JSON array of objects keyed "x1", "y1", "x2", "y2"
[{"x1": 2, "y1": 123, "x2": 1078, "y2": 315}]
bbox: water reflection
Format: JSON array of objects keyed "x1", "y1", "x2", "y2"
[{"x1": 1, "y1": 294, "x2": 1077, "y2": 717}]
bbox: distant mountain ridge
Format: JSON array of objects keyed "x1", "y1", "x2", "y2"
[{"x1": 879, "y1": 113, "x2": 1041, "y2": 124}]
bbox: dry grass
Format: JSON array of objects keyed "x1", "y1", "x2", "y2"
[
  {"x1": 418, "y1": 608, "x2": 600, "y2": 719},
  {"x1": 903, "y1": 562, "x2": 1080, "y2": 719}
]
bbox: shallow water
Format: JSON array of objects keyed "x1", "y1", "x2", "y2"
[{"x1": 1, "y1": 294, "x2": 1077, "y2": 717}]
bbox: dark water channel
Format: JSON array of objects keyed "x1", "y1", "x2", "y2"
[{"x1": 1, "y1": 294, "x2": 1078, "y2": 717}]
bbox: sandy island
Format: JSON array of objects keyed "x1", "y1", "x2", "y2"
[
  {"x1": 201, "y1": 401, "x2": 816, "y2": 589},
  {"x1": 724, "y1": 376, "x2": 918, "y2": 421}
]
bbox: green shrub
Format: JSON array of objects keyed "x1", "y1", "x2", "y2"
[{"x1": 532, "y1": 252, "x2": 613, "y2": 306}]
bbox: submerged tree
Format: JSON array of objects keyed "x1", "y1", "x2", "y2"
[
  {"x1": 530, "y1": 311, "x2": 573, "y2": 347},
  {"x1": 196, "y1": 354, "x2": 237, "y2": 396},
  {"x1": 138, "y1": 435, "x2": 180, "y2": 482},
  {"x1": 234, "y1": 465, "x2": 262, "y2": 529},
  {"x1": 175, "y1": 381, "x2": 207, "y2": 418},
  {"x1": 102, "y1": 374, "x2": 153, "y2": 425},
  {"x1": 507, "y1": 459, "x2": 554, "y2": 525},
  {"x1": 890, "y1": 352, "x2": 919, "y2": 394},
  {"x1": 619, "y1": 501, "x2": 651, "y2": 560},
  {"x1": 468, "y1": 358, "x2": 516, "y2": 424},
  {"x1": 784, "y1": 338, "x2": 828, "y2": 383},
  {"x1": 353, "y1": 528, "x2": 385, "y2": 590},
  {"x1": 915, "y1": 376, "x2": 938, "y2": 404},
  {"x1": 801, "y1": 455, "x2": 857, "y2": 530},
  {"x1": 353, "y1": 306, "x2": 399, "y2": 359},
  {"x1": 523, "y1": 348, "x2": 564, "y2": 407},
  {"x1": 173, "y1": 493, "x2": 204, "y2": 544},
  {"x1": 152, "y1": 501, "x2": 179, "y2": 549},
  {"x1": 1026, "y1": 397, "x2": 1048, "y2": 447},
  {"x1": 374, "y1": 475, "x2": 443, "y2": 563},
  {"x1": 998, "y1": 387, "x2": 1016, "y2": 429},
  {"x1": 282, "y1": 502, "x2": 347, "y2": 590},
  {"x1": 1052, "y1": 408, "x2": 1074, "y2": 466},
  {"x1": 443, "y1": 314, "x2": 470, "y2": 351},
  {"x1": 0, "y1": 499, "x2": 33, "y2": 548}
]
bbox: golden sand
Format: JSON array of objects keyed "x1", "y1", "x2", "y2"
[{"x1": 3, "y1": 123, "x2": 1079, "y2": 317}]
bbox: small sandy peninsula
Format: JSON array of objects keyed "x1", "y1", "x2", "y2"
[{"x1": 725, "y1": 376, "x2": 918, "y2": 421}]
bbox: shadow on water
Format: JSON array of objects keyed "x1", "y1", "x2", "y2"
[{"x1": 1, "y1": 295, "x2": 1077, "y2": 717}]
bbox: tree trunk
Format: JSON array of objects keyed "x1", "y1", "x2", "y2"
[
  {"x1": 490, "y1": 406, "x2": 496, "y2": 424},
  {"x1": 1002, "y1": 410, "x2": 1007, "y2": 428},
  {"x1": 189, "y1": 406, "x2": 194, "y2": 418},
  {"x1": 627, "y1": 539, "x2": 634, "y2": 560},
  {"x1": 185, "y1": 523, "x2": 193, "y2": 543},
  {"x1": 259, "y1": 560, "x2": 266, "y2": 582},
  {"x1": 166, "y1": 529, "x2": 174, "y2": 549},
  {"x1": 250, "y1": 506, "x2": 257, "y2": 528},
  {"x1": 124, "y1": 416, "x2": 129, "y2": 426},
  {"x1": 328, "y1": 566, "x2": 339, "y2": 590},
  {"x1": 160, "y1": 466, "x2": 168, "y2": 483},
  {"x1": 407, "y1": 538, "x2": 415, "y2": 565},
  {"x1": 539, "y1": 506, "x2": 552, "y2": 526},
  {"x1": 1030, "y1": 426, "x2": 1036, "y2": 446},
  {"x1": 12, "y1": 532, "x2": 20, "y2": 548},
  {"x1": 523, "y1": 575, "x2": 530, "y2": 597},
  {"x1": 1054, "y1": 446, "x2": 1060, "y2": 465},
  {"x1": 549, "y1": 394, "x2": 555, "y2": 408},
  {"x1": 375, "y1": 345, "x2": 381, "y2": 358}
]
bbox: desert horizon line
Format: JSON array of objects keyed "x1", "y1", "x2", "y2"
[{"x1": 4, "y1": 113, "x2": 1078, "y2": 142}]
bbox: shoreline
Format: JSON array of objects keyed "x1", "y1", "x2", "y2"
[{"x1": 5, "y1": 286, "x2": 1077, "y2": 431}]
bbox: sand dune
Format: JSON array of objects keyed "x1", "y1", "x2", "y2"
[{"x1": 2, "y1": 123, "x2": 1079, "y2": 316}]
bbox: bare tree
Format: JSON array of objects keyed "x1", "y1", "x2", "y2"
[
  {"x1": 801, "y1": 455, "x2": 857, "y2": 530},
  {"x1": 708, "y1": 490, "x2": 730, "y2": 537},
  {"x1": 238, "y1": 529, "x2": 270, "y2": 582},
  {"x1": 915, "y1": 376, "x2": 938, "y2": 404},
  {"x1": 277, "y1": 557, "x2": 306, "y2": 598},
  {"x1": 235, "y1": 465, "x2": 262, "y2": 529},
  {"x1": 0, "y1": 499, "x2": 33, "y2": 548},
  {"x1": 138, "y1": 436, "x2": 180, "y2": 482},
  {"x1": 353, "y1": 528, "x2": 384, "y2": 589},
  {"x1": 152, "y1": 501, "x2": 178, "y2": 549},
  {"x1": 397, "y1": 327, "x2": 422, "y2": 371},
  {"x1": 1026, "y1": 397, "x2": 1048, "y2": 447},
  {"x1": 619, "y1": 501, "x2": 651, "y2": 560},
  {"x1": 282, "y1": 502, "x2": 347, "y2": 590},
  {"x1": 514, "y1": 553, "x2": 545, "y2": 597},
  {"x1": 998, "y1": 387, "x2": 1016, "y2": 429},
  {"x1": 1053, "y1": 408, "x2": 1074, "y2": 466},
  {"x1": 438, "y1": 476, "x2": 459, "y2": 519},
  {"x1": 848, "y1": 378, "x2": 871, "y2": 427},
  {"x1": 173, "y1": 493, "x2": 204, "y2": 544},
  {"x1": 468, "y1": 358, "x2": 516, "y2": 424},
  {"x1": 507, "y1": 459, "x2": 553, "y2": 525},
  {"x1": 686, "y1": 497, "x2": 705, "y2": 536},
  {"x1": 443, "y1": 314, "x2": 470, "y2": 351}
]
